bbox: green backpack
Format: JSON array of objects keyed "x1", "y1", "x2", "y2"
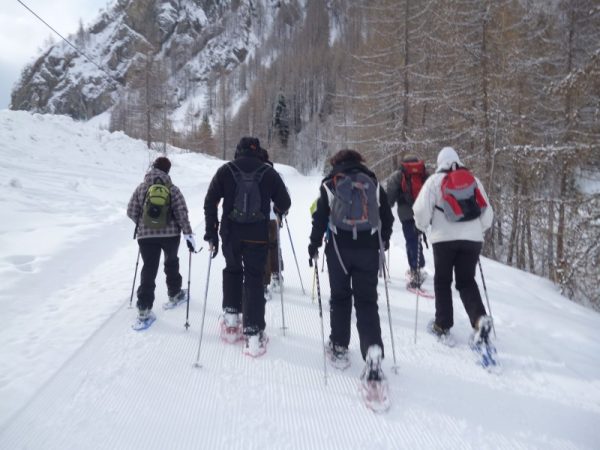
[{"x1": 142, "y1": 181, "x2": 171, "y2": 228}]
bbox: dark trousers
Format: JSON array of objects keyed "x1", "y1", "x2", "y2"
[
  {"x1": 222, "y1": 238, "x2": 268, "y2": 335},
  {"x1": 137, "y1": 236, "x2": 182, "y2": 310},
  {"x1": 263, "y1": 220, "x2": 281, "y2": 285},
  {"x1": 402, "y1": 219, "x2": 425, "y2": 270},
  {"x1": 326, "y1": 244, "x2": 384, "y2": 360},
  {"x1": 432, "y1": 240, "x2": 486, "y2": 329}
]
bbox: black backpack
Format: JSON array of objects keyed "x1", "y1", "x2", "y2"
[{"x1": 227, "y1": 162, "x2": 270, "y2": 223}]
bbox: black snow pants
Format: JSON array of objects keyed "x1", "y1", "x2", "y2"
[
  {"x1": 222, "y1": 237, "x2": 268, "y2": 335},
  {"x1": 432, "y1": 240, "x2": 486, "y2": 330},
  {"x1": 137, "y1": 236, "x2": 182, "y2": 311},
  {"x1": 325, "y1": 243, "x2": 384, "y2": 360}
]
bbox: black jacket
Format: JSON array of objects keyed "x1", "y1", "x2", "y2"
[
  {"x1": 310, "y1": 161, "x2": 394, "y2": 249},
  {"x1": 204, "y1": 151, "x2": 291, "y2": 243}
]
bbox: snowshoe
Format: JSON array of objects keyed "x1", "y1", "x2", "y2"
[
  {"x1": 219, "y1": 312, "x2": 243, "y2": 344},
  {"x1": 132, "y1": 309, "x2": 156, "y2": 331},
  {"x1": 163, "y1": 289, "x2": 188, "y2": 310},
  {"x1": 243, "y1": 331, "x2": 268, "y2": 358},
  {"x1": 469, "y1": 315, "x2": 499, "y2": 371},
  {"x1": 406, "y1": 286, "x2": 435, "y2": 299},
  {"x1": 405, "y1": 270, "x2": 434, "y2": 298},
  {"x1": 427, "y1": 319, "x2": 456, "y2": 347},
  {"x1": 326, "y1": 341, "x2": 351, "y2": 370},
  {"x1": 359, "y1": 345, "x2": 390, "y2": 413}
]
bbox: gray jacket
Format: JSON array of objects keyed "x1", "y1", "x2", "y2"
[{"x1": 386, "y1": 170, "x2": 415, "y2": 222}]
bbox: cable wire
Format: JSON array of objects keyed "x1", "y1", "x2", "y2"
[{"x1": 16, "y1": 0, "x2": 120, "y2": 85}]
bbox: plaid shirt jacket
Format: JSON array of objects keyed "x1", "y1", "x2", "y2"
[{"x1": 127, "y1": 168, "x2": 193, "y2": 239}]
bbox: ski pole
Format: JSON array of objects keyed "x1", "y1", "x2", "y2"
[
  {"x1": 413, "y1": 233, "x2": 422, "y2": 344},
  {"x1": 193, "y1": 248, "x2": 213, "y2": 368},
  {"x1": 312, "y1": 255, "x2": 327, "y2": 385},
  {"x1": 478, "y1": 258, "x2": 496, "y2": 339},
  {"x1": 284, "y1": 216, "x2": 306, "y2": 295},
  {"x1": 387, "y1": 247, "x2": 391, "y2": 277},
  {"x1": 312, "y1": 266, "x2": 316, "y2": 303},
  {"x1": 129, "y1": 248, "x2": 141, "y2": 308},
  {"x1": 276, "y1": 217, "x2": 287, "y2": 335},
  {"x1": 378, "y1": 231, "x2": 399, "y2": 374},
  {"x1": 184, "y1": 248, "x2": 203, "y2": 329}
]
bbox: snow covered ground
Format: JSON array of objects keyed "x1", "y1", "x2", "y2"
[{"x1": 0, "y1": 110, "x2": 599, "y2": 449}]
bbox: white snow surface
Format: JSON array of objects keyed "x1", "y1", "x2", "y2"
[{"x1": 0, "y1": 110, "x2": 599, "y2": 449}]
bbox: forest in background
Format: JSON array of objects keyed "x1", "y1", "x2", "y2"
[{"x1": 105, "y1": 0, "x2": 599, "y2": 309}]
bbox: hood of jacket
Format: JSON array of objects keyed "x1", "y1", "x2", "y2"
[
  {"x1": 143, "y1": 168, "x2": 172, "y2": 186},
  {"x1": 436, "y1": 147, "x2": 463, "y2": 172},
  {"x1": 325, "y1": 160, "x2": 377, "y2": 182}
]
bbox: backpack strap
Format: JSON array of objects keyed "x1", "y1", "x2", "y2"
[
  {"x1": 322, "y1": 181, "x2": 337, "y2": 234},
  {"x1": 227, "y1": 161, "x2": 270, "y2": 181},
  {"x1": 226, "y1": 161, "x2": 242, "y2": 182}
]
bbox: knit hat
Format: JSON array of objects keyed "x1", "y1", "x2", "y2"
[
  {"x1": 153, "y1": 156, "x2": 171, "y2": 174},
  {"x1": 236, "y1": 137, "x2": 261, "y2": 154},
  {"x1": 402, "y1": 153, "x2": 419, "y2": 163}
]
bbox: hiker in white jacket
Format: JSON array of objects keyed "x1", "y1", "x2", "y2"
[{"x1": 413, "y1": 147, "x2": 494, "y2": 343}]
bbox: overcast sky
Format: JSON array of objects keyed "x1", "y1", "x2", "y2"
[{"x1": 0, "y1": 0, "x2": 110, "y2": 109}]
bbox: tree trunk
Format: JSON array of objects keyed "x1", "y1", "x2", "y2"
[{"x1": 507, "y1": 177, "x2": 520, "y2": 266}]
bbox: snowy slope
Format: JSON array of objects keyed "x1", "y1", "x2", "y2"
[{"x1": 0, "y1": 111, "x2": 599, "y2": 449}]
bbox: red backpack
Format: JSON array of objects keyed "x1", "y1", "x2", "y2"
[
  {"x1": 400, "y1": 160, "x2": 426, "y2": 204},
  {"x1": 436, "y1": 167, "x2": 488, "y2": 222}
]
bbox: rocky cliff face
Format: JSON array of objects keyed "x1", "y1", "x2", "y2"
[{"x1": 11, "y1": 0, "x2": 274, "y2": 120}]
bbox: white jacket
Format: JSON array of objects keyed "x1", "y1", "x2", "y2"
[{"x1": 413, "y1": 147, "x2": 493, "y2": 244}]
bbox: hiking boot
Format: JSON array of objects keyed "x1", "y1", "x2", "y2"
[
  {"x1": 361, "y1": 345, "x2": 385, "y2": 382},
  {"x1": 408, "y1": 269, "x2": 424, "y2": 289},
  {"x1": 471, "y1": 315, "x2": 493, "y2": 346},
  {"x1": 427, "y1": 319, "x2": 455, "y2": 347},
  {"x1": 164, "y1": 289, "x2": 188, "y2": 309},
  {"x1": 327, "y1": 340, "x2": 350, "y2": 370},
  {"x1": 223, "y1": 311, "x2": 241, "y2": 328},
  {"x1": 132, "y1": 308, "x2": 156, "y2": 331},
  {"x1": 243, "y1": 330, "x2": 268, "y2": 357},
  {"x1": 137, "y1": 308, "x2": 153, "y2": 321},
  {"x1": 219, "y1": 309, "x2": 242, "y2": 343},
  {"x1": 271, "y1": 273, "x2": 282, "y2": 291},
  {"x1": 428, "y1": 320, "x2": 449, "y2": 337}
]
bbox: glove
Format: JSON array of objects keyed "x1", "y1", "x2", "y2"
[
  {"x1": 209, "y1": 241, "x2": 219, "y2": 259},
  {"x1": 273, "y1": 207, "x2": 287, "y2": 227},
  {"x1": 308, "y1": 242, "x2": 319, "y2": 266},
  {"x1": 383, "y1": 240, "x2": 390, "y2": 251},
  {"x1": 184, "y1": 234, "x2": 196, "y2": 252},
  {"x1": 203, "y1": 232, "x2": 219, "y2": 259}
]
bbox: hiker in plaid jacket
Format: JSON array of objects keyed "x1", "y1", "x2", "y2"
[{"x1": 127, "y1": 156, "x2": 195, "y2": 318}]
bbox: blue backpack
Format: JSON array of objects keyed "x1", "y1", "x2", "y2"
[{"x1": 324, "y1": 171, "x2": 380, "y2": 239}]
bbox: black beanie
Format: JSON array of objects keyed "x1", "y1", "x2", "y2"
[
  {"x1": 153, "y1": 156, "x2": 171, "y2": 174},
  {"x1": 236, "y1": 137, "x2": 261, "y2": 155}
]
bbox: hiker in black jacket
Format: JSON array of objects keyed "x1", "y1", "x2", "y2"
[
  {"x1": 308, "y1": 149, "x2": 394, "y2": 382},
  {"x1": 203, "y1": 137, "x2": 291, "y2": 356}
]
